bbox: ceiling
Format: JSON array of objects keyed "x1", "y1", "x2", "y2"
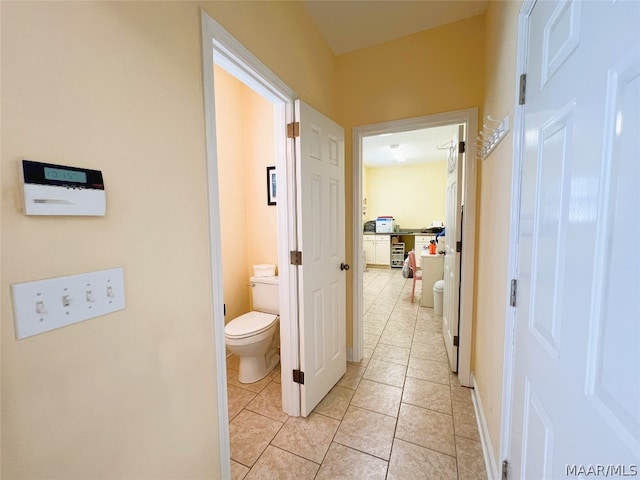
[
  {"x1": 302, "y1": 1, "x2": 483, "y2": 168},
  {"x1": 302, "y1": 0, "x2": 488, "y2": 55},
  {"x1": 363, "y1": 125, "x2": 459, "y2": 168}
]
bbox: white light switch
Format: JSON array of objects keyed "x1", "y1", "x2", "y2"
[{"x1": 10, "y1": 268, "x2": 125, "y2": 340}]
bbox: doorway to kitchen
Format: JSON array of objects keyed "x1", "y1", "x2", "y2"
[{"x1": 352, "y1": 108, "x2": 478, "y2": 386}]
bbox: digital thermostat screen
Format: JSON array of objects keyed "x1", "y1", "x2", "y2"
[{"x1": 44, "y1": 166, "x2": 87, "y2": 184}]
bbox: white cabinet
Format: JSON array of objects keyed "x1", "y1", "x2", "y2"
[
  {"x1": 420, "y1": 252, "x2": 444, "y2": 307},
  {"x1": 415, "y1": 234, "x2": 436, "y2": 256},
  {"x1": 364, "y1": 234, "x2": 390, "y2": 266}
]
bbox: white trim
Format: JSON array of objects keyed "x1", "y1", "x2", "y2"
[
  {"x1": 499, "y1": 0, "x2": 536, "y2": 469},
  {"x1": 201, "y1": 11, "x2": 301, "y2": 479},
  {"x1": 352, "y1": 108, "x2": 478, "y2": 386},
  {"x1": 472, "y1": 373, "x2": 500, "y2": 480}
]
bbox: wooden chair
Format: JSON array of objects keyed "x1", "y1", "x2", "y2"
[{"x1": 408, "y1": 250, "x2": 422, "y2": 303}]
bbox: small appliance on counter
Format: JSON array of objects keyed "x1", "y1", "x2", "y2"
[{"x1": 376, "y1": 216, "x2": 396, "y2": 233}]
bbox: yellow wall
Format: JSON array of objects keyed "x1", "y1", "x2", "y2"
[
  {"x1": 214, "y1": 65, "x2": 277, "y2": 322},
  {"x1": 365, "y1": 162, "x2": 446, "y2": 228},
  {"x1": 0, "y1": 1, "x2": 335, "y2": 477},
  {"x1": 474, "y1": 0, "x2": 522, "y2": 468},
  {"x1": 336, "y1": 15, "x2": 485, "y2": 346}
]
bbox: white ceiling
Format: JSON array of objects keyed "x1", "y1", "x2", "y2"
[
  {"x1": 302, "y1": 0, "x2": 488, "y2": 55},
  {"x1": 363, "y1": 125, "x2": 460, "y2": 168}
]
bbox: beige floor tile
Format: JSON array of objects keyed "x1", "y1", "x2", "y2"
[
  {"x1": 410, "y1": 340, "x2": 448, "y2": 363},
  {"x1": 231, "y1": 459, "x2": 250, "y2": 480},
  {"x1": 378, "y1": 330, "x2": 413, "y2": 348},
  {"x1": 383, "y1": 320, "x2": 415, "y2": 335},
  {"x1": 363, "y1": 359, "x2": 407, "y2": 388},
  {"x1": 371, "y1": 342, "x2": 410, "y2": 366},
  {"x1": 453, "y1": 399, "x2": 481, "y2": 441},
  {"x1": 451, "y1": 382, "x2": 473, "y2": 406},
  {"x1": 229, "y1": 410, "x2": 283, "y2": 467},
  {"x1": 402, "y1": 377, "x2": 453, "y2": 415},
  {"x1": 387, "y1": 438, "x2": 457, "y2": 480},
  {"x1": 364, "y1": 312, "x2": 390, "y2": 325},
  {"x1": 271, "y1": 413, "x2": 340, "y2": 463},
  {"x1": 364, "y1": 321, "x2": 386, "y2": 336},
  {"x1": 227, "y1": 385, "x2": 258, "y2": 421},
  {"x1": 333, "y1": 406, "x2": 397, "y2": 460},
  {"x1": 227, "y1": 369, "x2": 278, "y2": 393},
  {"x1": 227, "y1": 368, "x2": 238, "y2": 383},
  {"x1": 338, "y1": 364, "x2": 366, "y2": 389},
  {"x1": 245, "y1": 382, "x2": 289, "y2": 423},
  {"x1": 350, "y1": 379, "x2": 402, "y2": 417},
  {"x1": 363, "y1": 332, "x2": 380, "y2": 348},
  {"x1": 395, "y1": 403, "x2": 456, "y2": 457},
  {"x1": 406, "y1": 356, "x2": 451, "y2": 385},
  {"x1": 315, "y1": 443, "x2": 388, "y2": 480},
  {"x1": 226, "y1": 354, "x2": 240, "y2": 371},
  {"x1": 313, "y1": 385, "x2": 354, "y2": 420},
  {"x1": 245, "y1": 445, "x2": 319, "y2": 480},
  {"x1": 456, "y1": 436, "x2": 488, "y2": 480},
  {"x1": 368, "y1": 302, "x2": 395, "y2": 315}
]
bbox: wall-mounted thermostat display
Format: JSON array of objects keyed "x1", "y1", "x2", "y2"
[{"x1": 21, "y1": 160, "x2": 106, "y2": 216}]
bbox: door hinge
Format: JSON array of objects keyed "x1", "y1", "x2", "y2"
[
  {"x1": 519, "y1": 73, "x2": 527, "y2": 105},
  {"x1": 453, "y1": 335, "x2": 459, "y2": 347},
  {"x1": 458, "y1": 141, "x2": 466, "y2": 154},
  {"x1": 287, "y1": 122, "x2": 300, "y2": 138},
  {"x1": 510, "y1": 279, "x2": 517, "y2": 307},
  {"x1": 293, "y1": 369, "x2": 305, "y2": 384},
  {"x1": 502, "y1": 460, "x2": 508, "y2": 480},
  {"x1": 456, "y1": 241, "x2": 462, "y2": 253},
  {"x1": 290, "y1": 250, "x2": 302, "y2": 266}
]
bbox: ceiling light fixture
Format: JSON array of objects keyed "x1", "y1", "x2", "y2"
[{"x1": 390, "y1": 144, "x2": 406, "y2": 162}]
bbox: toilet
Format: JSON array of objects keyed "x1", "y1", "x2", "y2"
[{"x1": 224, "y1": 275, "x2": 280, "y2": 384}]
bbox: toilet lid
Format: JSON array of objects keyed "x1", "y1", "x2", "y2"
[{"x1": 225, "y1": 311, "x2": 278, "y2": 338}]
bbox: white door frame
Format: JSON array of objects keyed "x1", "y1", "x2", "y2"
[
  {"x1": 499, "y1": 0, "x2": 535, "y2": 471},
  {"x1": 200, "y1": 11, "x2": 301, "y2": 479},
  {"x1": 352, "y1": 108, "x2": 478, "y2": 386}
]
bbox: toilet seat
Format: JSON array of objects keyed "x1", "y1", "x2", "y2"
[{"x1": 225, "y1": 311, "x2": 278, "y2": 339}]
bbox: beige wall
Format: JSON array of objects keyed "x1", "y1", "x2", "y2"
[
  {"x1": 1, "y1": 1, "x2": 335, "y2": 477},
  {"x1": 214, "y1": 65, "x2": 277, "y2": 322},
  {"x1": 336, "y1": 15, "x2": 486, "y2": 346},
  {"x1": 474, "y1": 0, "x2": 522, "y2": 467},
  {"x1": 364, "y1": 162, "x2": 446, "y2": 228}
]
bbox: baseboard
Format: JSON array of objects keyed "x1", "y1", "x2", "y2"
[
  {"x1": 346, "y1": 346, "x2": 353, "y2": 363},
  {"x1": 471, "y1": 373, "x2": 500, "y2": 480}
]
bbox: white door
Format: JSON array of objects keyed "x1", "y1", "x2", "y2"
[
  {"x1": 442, "y1": 125, "x2": 464, "y2": 372},
  {"x1": 509, "y1": 1, "x2": 640, "y2": 477},
  {"x1": 295, "y1": 100, "x2": 347, "y2": 416}
]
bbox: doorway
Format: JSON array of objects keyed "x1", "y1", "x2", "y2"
[{"x1": 352, "y1": 109, "x2": 478, "y2": 386}]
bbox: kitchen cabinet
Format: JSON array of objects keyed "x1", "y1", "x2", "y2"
[
  {"x1": 414, "y1": 234, "x2": 436, "y2": 256},
  {"x1": 364, "y1": 234, "x2": 390, "y2": 266}
]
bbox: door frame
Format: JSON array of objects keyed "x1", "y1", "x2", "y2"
[
  {"x1": 499, "y1": 0, "x2": 535, "y2": 471},
  {"x1": 200, "y1": 11, "x2": 301, "y2": 478},
  {"x1": 352, "y1": 108, "x2": 478, "y2": 386}
]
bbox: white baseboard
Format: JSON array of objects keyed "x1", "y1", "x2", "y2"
[
  {"x1": 346, "y1": 346, "x2": 353, "y2": 362},
  {"x1": 471, "y1": 373, "x2": 500, "y2": 480}
]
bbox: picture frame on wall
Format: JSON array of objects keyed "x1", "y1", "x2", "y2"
[{"x1": 267, "y1": 166, "x2": 276, "y2": 205}]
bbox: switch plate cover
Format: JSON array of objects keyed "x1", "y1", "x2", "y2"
[{"x1": 10, "y1": 268, "x2": 125, "y2": 339}]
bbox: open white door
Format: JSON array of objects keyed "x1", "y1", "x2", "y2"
[
  {"x1": 508, "y1": 1, "x2": 639, "y2": 476},
  {"x1": 442, "y1": 125, "x2": 464, "y2": 372},
  {"x1": 295, "y1": 100, "x2": 346, "y2": 416}
]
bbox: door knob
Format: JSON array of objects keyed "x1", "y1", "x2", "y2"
[{"x1": 340, "y1": 263, "x2": 350, "y2": 271}]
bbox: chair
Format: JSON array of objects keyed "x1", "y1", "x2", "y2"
[{"x1": 408, "y1": 250, "x2": 422, "y2": 303}]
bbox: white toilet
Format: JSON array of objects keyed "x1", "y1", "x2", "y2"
[{"x1": 224, "y1": 275, "x2": 280, "y2": 384}]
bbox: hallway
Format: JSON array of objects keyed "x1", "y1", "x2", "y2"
[{"x1": 227, "y1": 267, "x2": 486, "y2": 479}]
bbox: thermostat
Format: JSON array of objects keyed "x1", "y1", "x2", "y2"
[{"x1": 21, "y1": 160, "x2": 106, "y2": 216}]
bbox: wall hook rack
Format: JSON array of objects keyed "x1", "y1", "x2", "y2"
[{"x1": 478, "y1": 114, "x2": 509, "y2": 161}]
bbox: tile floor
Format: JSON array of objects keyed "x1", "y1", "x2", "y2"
[{"x1": 226, "y1": 267, "x2": 487, "y2": 480}]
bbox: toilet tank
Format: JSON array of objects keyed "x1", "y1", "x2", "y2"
[{"x1": 250, "y1": 275, "x2": 279, "y2": 314}]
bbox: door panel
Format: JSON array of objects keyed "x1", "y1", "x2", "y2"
[
  {"x1": 510, "y1": 1, "x2": 640, "y2": 476},
  {"x1": 442, "y1": 125, "x2": 464, "y2": 372},
  {"x1": 296, "y1": 100, "x2": 346, "y2": 416}
]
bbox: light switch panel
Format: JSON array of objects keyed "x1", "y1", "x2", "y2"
[{"x1": 10, "y1": 268, "x2": 125, "y2": 340}]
